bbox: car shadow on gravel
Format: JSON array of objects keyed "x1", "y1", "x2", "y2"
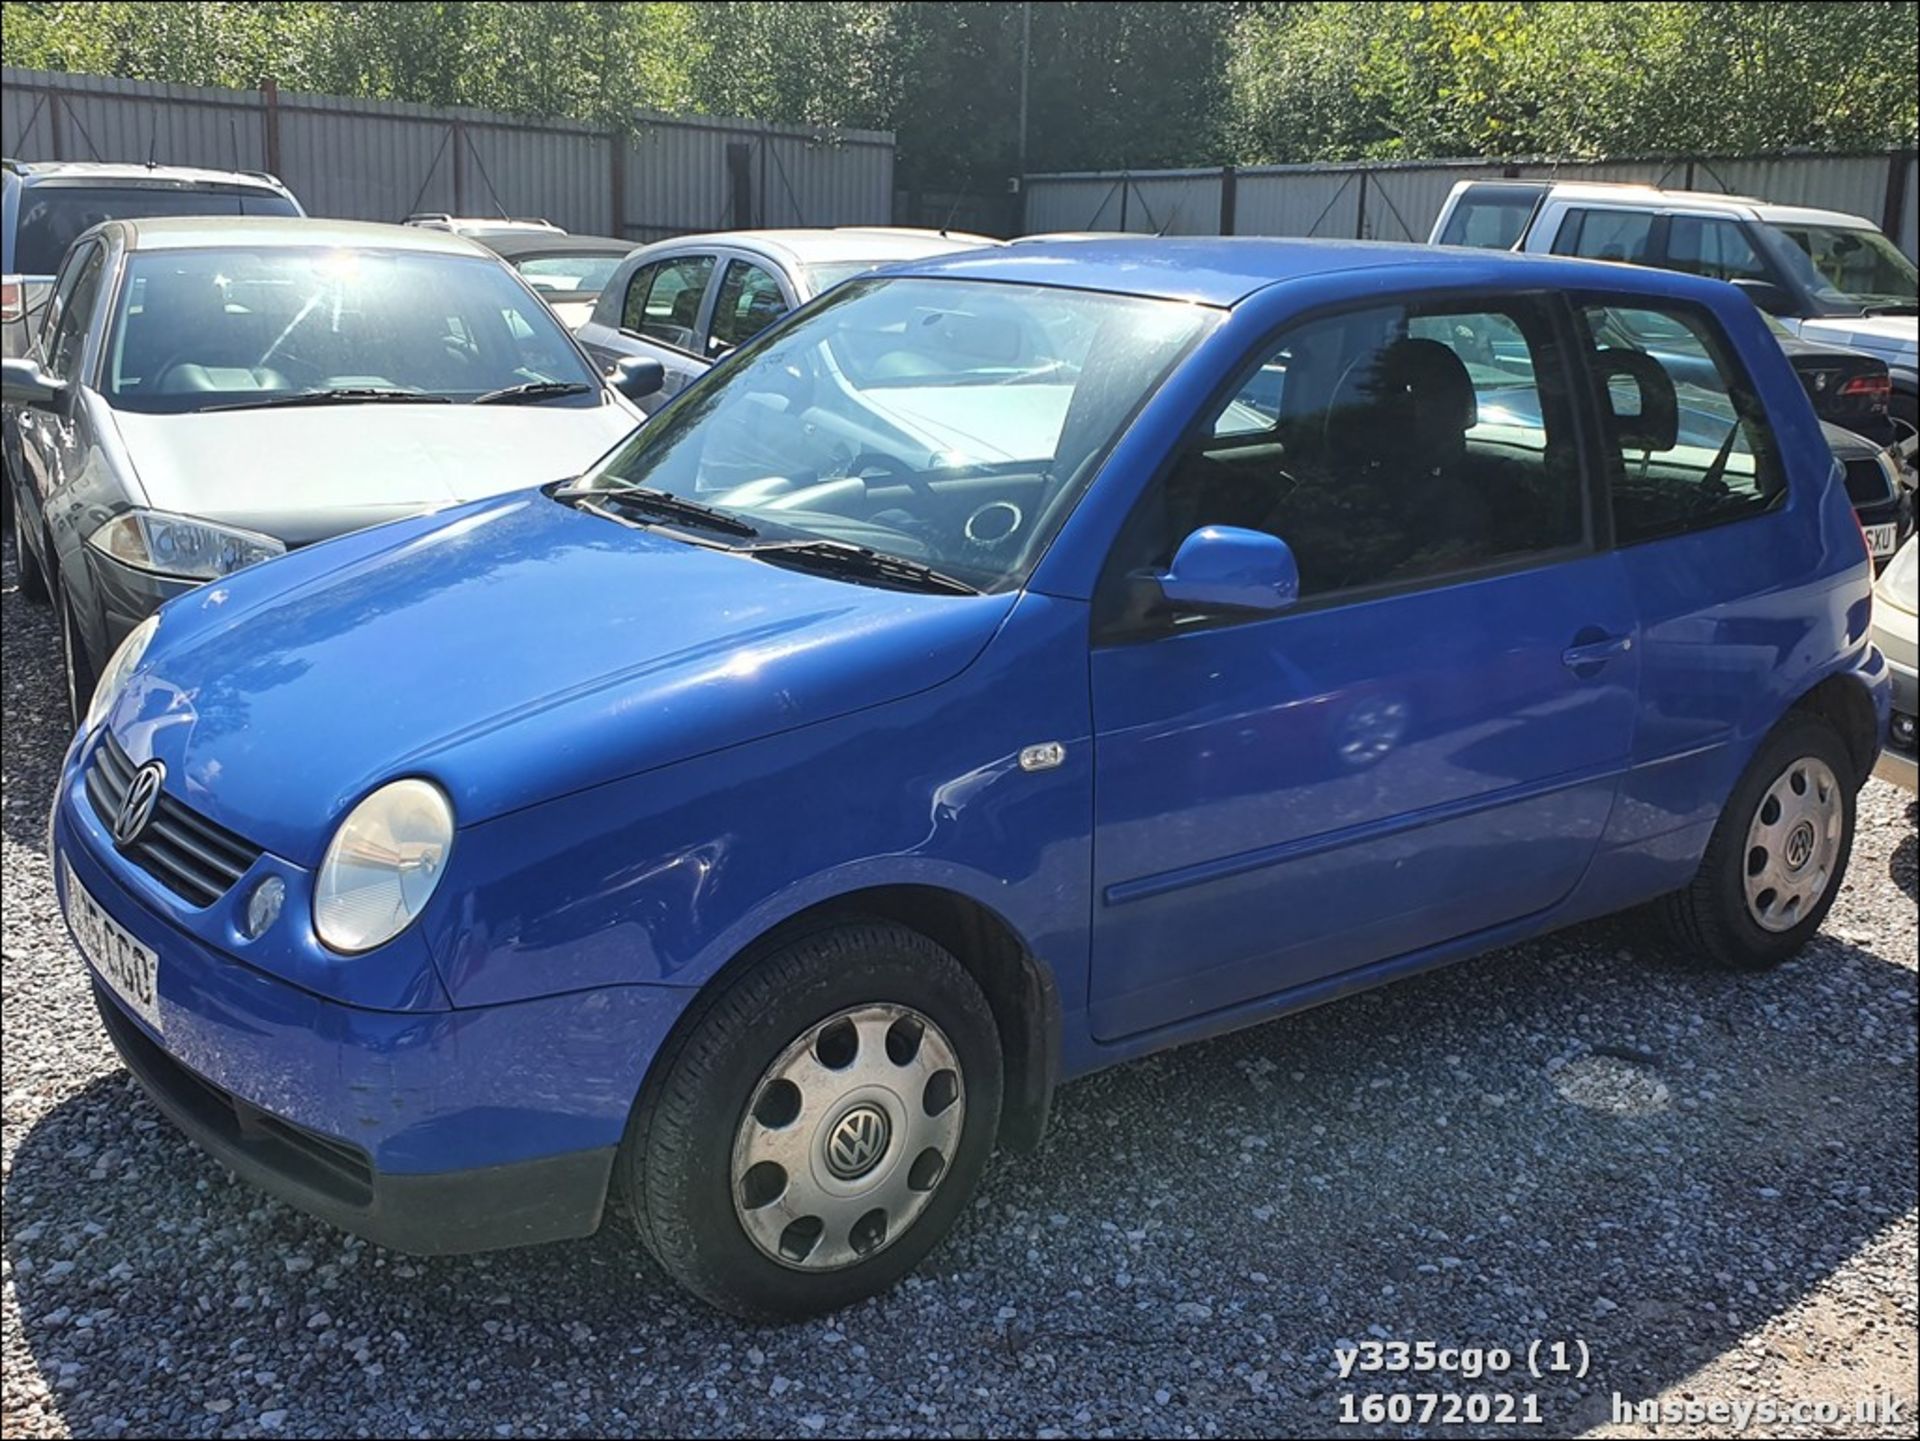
[
  {"x1": 5, "y1": 921, "x2": 1914, "y2": 1437},
  {"x1": 1893, "y1": 802, "x2": 1917, "y2": 899},
  {"x1": 1, "y1": 532, "x2": 64, "y2": 858}
]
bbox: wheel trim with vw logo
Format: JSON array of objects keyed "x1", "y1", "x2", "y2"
[
  {"x1": 1742, "y1": 756, "x2": 1843, "y2": 933},
  {"x1": 114, "y1": 760, "x2": 167, "y2": 848},
  {"x1": 731, "y1": 1002, "x2": 964, "y2": 1272}
]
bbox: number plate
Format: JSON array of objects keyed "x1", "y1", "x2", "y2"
[
  {"x1": 1865, "y1": 522, "x2": 1898, "y2": 558},
  {"x1": 62, "y1": 857, "x2": 161, "y2": 1033}
]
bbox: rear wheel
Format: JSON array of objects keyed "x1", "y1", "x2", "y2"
[
  {"x1": 1662, "y1": 714, "x2": 1856, "y2": 969},
  {"x1": 621, "y1": 919, "x2": 1002, "y2": 1318}
]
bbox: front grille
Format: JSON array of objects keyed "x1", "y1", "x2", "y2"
[
  {"x1": 85, "y1": 734, "x2": 264, "y2": 908},
  {"x1": 94, "y1": 983, "x2": 375, "y2": 1207}
]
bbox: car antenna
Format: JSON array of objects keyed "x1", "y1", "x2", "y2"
[{"x1": 146, "y1": 134, "x2": 158, "y2": 170}]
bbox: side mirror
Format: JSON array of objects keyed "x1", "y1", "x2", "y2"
[
  {"x1": 1155, "y1": 525, "x2": 1301, "y2": 615},
  {"x1": 609, "y1": 355, "x2": 666, "y2": 402},
  {"x1": 1731, "y1": 278, "x2": 1795, "y2": 318},
  {"x1": 2, "y1": 356, "x2": 65, "y2": 409}
]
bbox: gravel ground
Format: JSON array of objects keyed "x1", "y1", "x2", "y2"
[{"x1": 3, "y1": 531, "x2": 1915, "y2": 1440}]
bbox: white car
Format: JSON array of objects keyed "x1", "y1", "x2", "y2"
[{"x1": 1430, "y1": 180, "x2": 1918, "y2": 433}]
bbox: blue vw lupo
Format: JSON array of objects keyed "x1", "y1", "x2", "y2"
[{"x1": 53, "y1": 239, "x2": 1890, "y2": 1317}]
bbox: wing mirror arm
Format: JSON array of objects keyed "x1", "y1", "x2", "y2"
[{"x1": 1, "y1": 357, "x2": 67, "y2": 410}]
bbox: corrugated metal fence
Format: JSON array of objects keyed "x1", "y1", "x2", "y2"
[
  {"x1": 1024, "y1": 152, "x2": 1920, "y2": 258},
  {"x1": 1, "y1": 67, "x2": 895, "y2": 241}
]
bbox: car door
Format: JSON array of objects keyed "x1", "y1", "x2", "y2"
[
  {"x1": 15, "y1": 237, "x2": 108, "y2": 578},
  {"x1": 1086, "y1": 289, "x2": 1641, "y2": 1041}
]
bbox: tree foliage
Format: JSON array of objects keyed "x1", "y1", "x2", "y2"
[{"x1": 3, "y1": 1, "x2": 1914, "y2": 189}]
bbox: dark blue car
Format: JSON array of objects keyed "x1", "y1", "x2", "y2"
[{"x1": 52, "y1": 238, "x2": 1891, "y2": 1317}]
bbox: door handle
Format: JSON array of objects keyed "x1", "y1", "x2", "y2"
[{"x1": 1563, "y1": 634, "x2": 1634, "y2": 670}]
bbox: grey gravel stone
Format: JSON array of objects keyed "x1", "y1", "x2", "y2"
[{"x1": 3, "y1": 532, "x2": 1915, "y2": 1438}]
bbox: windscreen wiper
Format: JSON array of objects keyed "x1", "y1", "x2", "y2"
[
  {"x1": 743, "y1": 539, "x2": 979, "y2": 596},
  {"x1": 1862, "y1": 303, "x2": 1918, "y2": 317},
  {"x1": 552, "y1": 482, "x2": 759, "y2": 538},
  {"x1": 205, "y1": 387, "x2": 451, "y2": 412},
  {"x1": 474, "y1": 380, "x2": 595, "y2": 405}
]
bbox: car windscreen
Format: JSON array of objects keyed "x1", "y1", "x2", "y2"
[
  {"x1": 103, "y1": 247, "x2": 601, "y2": 414},
  {"x1": 11, "y1": 186, "x2": 299, "y2": 275},
  {"x1": 1769, "y1": 223, "x2": 1918, "y2": 312},
  {"x1": 578, "y1": 276, "x2": 1216, "y2": 591},
  {"x1": 514, "y1": 252, "x2": 625, "y2": 298}
]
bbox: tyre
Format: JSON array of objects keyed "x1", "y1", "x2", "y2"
[
  {"x1": 57, "y1": 586, "x2": 98, "y2": 732},
  {"x1": 621, "y1": 919, "x2": 1003, "y2": 1318},
  {"x1": 13, "y1": 523, "x2": 50, "y2": 603},
  {"x1": 1662, "y1": 713, "x2": 1857, "y2": 970}
]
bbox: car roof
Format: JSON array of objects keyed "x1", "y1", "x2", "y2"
[
  {"x1": 640, "y1": 227, "x2": 996, "y2": 270},
  {"x1": 891, "y1": 234, "x2": 1751, "y2": 307},
  {"x1": 112, "y1": 215, "x2": 488, "y2": 256},
  {"x1": 1510, "y1": 180, "x2": 1878, "y2": 231},
  {"x1": 3, "y1": 158, "x2": 293, "y2": 193},
  {"x1": 468, "y1": 231, "x2": 636, "y2": 261}
]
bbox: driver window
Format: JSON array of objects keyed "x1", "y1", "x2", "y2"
[
  {"x1": 1104, "y1": 293, "x2": 1586, "y2": 622},
  {"x1": 46, "y1": 243, "x2": 106, "y2": 382},
  {"x1": 708, "y1": 260, "x2": 789, "y2": 355},
  {"x1": 620, "y1": 254, "x2": 714, "y2": 353}
]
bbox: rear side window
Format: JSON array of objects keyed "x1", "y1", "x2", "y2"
[
  {"x1": 1578, "y1": 303, "x2": 1786, "y2": 545},
  {"x1": 1109, "y1": 294, "x2": 1587, "y2": 609},
  {"x1": 1437, "y1": 185, "x2": 1546, "y2": 249},
  {"x1": 619, "y1": 254, "x2": 715, "y2": 352},
  {"x1": 1553, "y1": 209, "x2": 1656, "y2": 265},
  {"x1": 1666, "y1": 217, "x2": 1771, "y2": 284}
]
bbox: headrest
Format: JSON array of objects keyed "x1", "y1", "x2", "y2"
[
  {"x1": 1591, "y1": 348, "x2": 1679, "y2": 453},
  {"x1": 1326, "y1": 337, "x2": 1478, "y2": 467}
]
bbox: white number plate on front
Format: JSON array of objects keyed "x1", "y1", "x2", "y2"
[
  {"x1": 1865, "y1": 522, "x2": 1898, "y2": 558},
  {"x1": 62, "y1": 857, "x2": 162, "y2": 1032}
]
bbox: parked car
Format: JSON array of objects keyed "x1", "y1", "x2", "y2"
[
  {"x1": 52, "y1": 239, "x2": 1889, "y2": 1318},
  {"x1": 3, "y1": 160, "x2": 303, "y2": 353},
  {"x1": 1871, "y1": 536, "x2": 1917, "y2": 790},
  {"x1": 1829, "y1": 421, "x2": 1914, "y2": 567},
  {"x1": 2, "y1": 216, "x2": 657, "y2": 726},
  {"x1": 1429, "y1": 180, "x2": 1919, "y2": 432},
  {"x1": 463, "y1": 229, "x2": 636, "y2": 329},
  {"x1": 574, "y1": 227, "x2": 1000, "y2": 407},
  {"x1": 403, "y1": 213, "x2": 564, "y2": 237}
]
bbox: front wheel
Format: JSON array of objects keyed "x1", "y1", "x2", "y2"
[
  {"x1": 1662, "y1": 714, "x2": 1857, "y2": 970},
  {"x1": 57, "y1": 585, "x2": 98, "y2": 733},
  {"x1": 621, "y1": 920, "x2": 1003, "y2": 1318}
]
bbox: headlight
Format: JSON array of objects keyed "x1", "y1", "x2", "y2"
[
  {"x1": 84, "y1": 614, "x2": 158, "y2": 735},
  {"x1": 313, "y1": 780, "x2": 454, "y2": 953},
  {"x1": 88, "y1": 509, "x2": 284, "y2": 581}
]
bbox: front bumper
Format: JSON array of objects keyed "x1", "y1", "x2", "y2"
[
  {"x1": 1874, "y1": 656, "x2": 1917, "y2": 791},
  {"x1": 54, "y1": 792, "x2": 694, "y2": 1254}
]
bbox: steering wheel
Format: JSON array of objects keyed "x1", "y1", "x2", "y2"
[{"x1": 838, "y1": 450, "x2": 939, "y2": 505}]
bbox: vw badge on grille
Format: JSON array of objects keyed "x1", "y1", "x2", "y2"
[
  {"x1": 114, "y1": 760, "x2": 166, "y2": 848},
  {"x1": 825, "y1": 1105, "x2": 891, "y2": 1179}
]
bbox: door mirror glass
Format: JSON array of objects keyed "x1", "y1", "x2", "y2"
[
  {"x1": 1, "y1": 356, "x2": 66, "y2": 409},
  {"x1": 1156, "y1": 526, "x2": 1300, "y2": 614},
  {"x1": 610, "y1": 355, "x2": 666, "y2": 402}
]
